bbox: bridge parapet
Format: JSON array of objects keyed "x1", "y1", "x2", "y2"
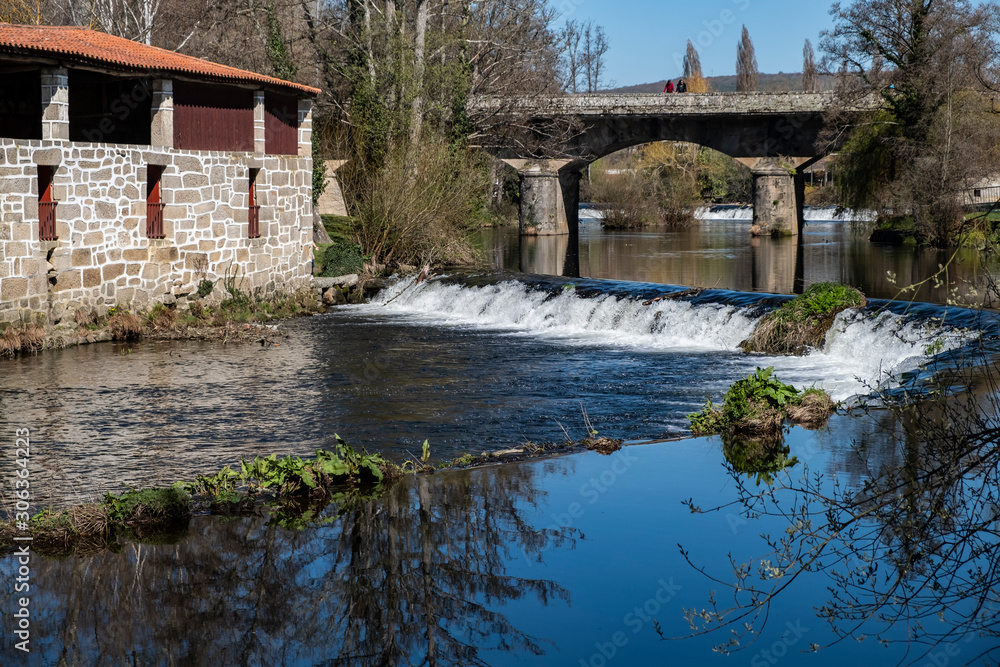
[{"x1": 472, "y1": 92, "x2": 836, "y2": 118}]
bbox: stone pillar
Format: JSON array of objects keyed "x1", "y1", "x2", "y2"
[
  {"x1": 520, "y1": 170, "x2": 566, "y2": 235},
  {"x1": 749, "y1": 157, "x2": 802, "y2": 237},
  {"x1": 504, "y1": 159, "x2": 578, "y2": 236},
  {"x1": 253, "y1": 91, "x2": 266, "y2": 155},
  {"x1": 40, "y1": 67, "x2": 69, "y2": 141},
  {"x1": 298, "y1": 98, "x2": 313, "y2": 158},
  {"x1": 150, "y1": 79, "x2": 174, "y2": 149}
]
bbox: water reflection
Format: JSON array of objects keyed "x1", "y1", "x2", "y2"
[
  {"x1": 721, "y1": 433, "x2": 799, "y2": 486},
  {"x1": 0, "y1": 462, "x2": 574, "y2": 666},
  {"x1": 481, "y1": 215, "x2": 998, "y2": 305}
]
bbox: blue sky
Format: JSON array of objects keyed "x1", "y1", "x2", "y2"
[{"x1": 551, "y1": 0, "x2": 838, "y2": 87}]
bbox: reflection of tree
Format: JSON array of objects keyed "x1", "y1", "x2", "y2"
[
  {"x1": 721, "y1": 433, "x2": 798, "y2": 487},
  {"x1": 1, "y1": 464, "x2": 572, "y2": 665},
  {"x1": 678, "y1": 353, "x2": 1000, "y2": 662}
]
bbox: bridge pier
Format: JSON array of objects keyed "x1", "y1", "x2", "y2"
[
  {"x1": 742, "y1": 157, "x2": 806, "y2": 237},
  {"x1": 503, "y1": 160, "x2": 580, "y2": 236}
]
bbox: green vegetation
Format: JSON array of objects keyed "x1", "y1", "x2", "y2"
[
  {"x1": 740, "y1": 283, "x2": 866, "y2": 355},
  {"x1": 184, "y1": 436, "x2": 397, "y2": 504},
  {"x1": 722, "y1": 436, "x2": 799, "y2": 486},
  {"x1": 320, "y1": 215, "x2": 356, "y2": 244},
  {"x1": 315, "y1": 242, "x2": 366, "y2": 277},
  {"x1": 103, "y1": 487, "x2": 191, "y2": 524},
  {"x1": 1, "y1": 436, "x2": 399, "y2": 556},
  {"x1": 584, "y1": 143, "x2": 752, "y2": 229},
  {"x1": 689, "y1": 367, "x2": 836, "y2": 438},
  {"x1": 824, "y1": 2, "x2": 1000, "y2": 247}
]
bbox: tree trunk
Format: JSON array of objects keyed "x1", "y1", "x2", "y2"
[{"x1": 410, "y1": 0, "x2": 430, "y2": 146}]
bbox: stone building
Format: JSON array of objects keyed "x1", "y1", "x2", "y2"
[{"x1": 0, "y1": 24, "x2": 319, "y2": 325}]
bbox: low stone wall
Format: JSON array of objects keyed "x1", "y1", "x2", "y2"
[{"x1": 0, "y1": 138, "x2": 313, "y2": 324}]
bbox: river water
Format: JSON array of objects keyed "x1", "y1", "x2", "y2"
[
  {"x1": 1, "y1": 208, "x2": 998, "y2": 664},
  {"x1": 482, "y1": 206, "x2": 999, "y2": 306}
]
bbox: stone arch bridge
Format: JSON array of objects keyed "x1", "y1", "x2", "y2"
[{"x1": 474, "y1": 92, "x2": 837, "y2": 237}]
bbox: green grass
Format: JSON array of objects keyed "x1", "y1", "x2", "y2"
[
  {"x1": 875, "y1": 215, "x2": 916, "y2": 232},
  {"x1": 103, "y1": 488, "x2": 191, "y2": 523},
  {"x1": 740, "y1": 283, "x2": 866, "y2": 355},
  {"x1": 320, "y1": 214, "x2": 356, "y2": 244}
]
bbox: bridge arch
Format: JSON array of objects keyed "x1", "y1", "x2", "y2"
[{"x1": 478, "y1": 92, "x2": 835, "y2": 238}]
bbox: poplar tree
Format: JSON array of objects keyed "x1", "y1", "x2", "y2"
[
  {"x1": 736, "y1": 25, "x2": 759, "y2": 92},
  {"x1": 802, "y1": 38, "x2": 818, "y2": 91},
  {"x1": 683, "y1": 40, "x2": 708, "y2": 93}
]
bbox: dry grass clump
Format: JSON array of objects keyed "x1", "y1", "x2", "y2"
[
  {"x1": 786, "y1": 391, "x2": 837, "y2": 429},
  {"x1": 108, "y1": 312, "x2": 143, "y2": 341},
  {"x1": 741, "y1": 283, "x2": 866, "y2": 355},
  {"x1": 19, "y1": 323, "x2": 44, "y2": 352},
  {"x1": 27, "y1": 503, "x2": 111, "y2": 555},
  {"x1": 146, "y1": 304, "x2": 178, "y2": 332},
  {"x1": 0, "y1": 323, "x2": 46, "y2": 357},
  {"x1": 585, "y1": 437, "x2": 625, "y2": 455},
  {"x1": 0, "y1": 327, "x2": 22, "y2": 357},
  {"x1": 732, "y1": 405, "x2": 785, "y2": 436},
  {"x1": 75, "y1": 308, "x2": 98, "y2": 328}
]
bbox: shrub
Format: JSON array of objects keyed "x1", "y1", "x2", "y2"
[
  {"x1": 318, "y1": 242, "x2": 365, "y2": 277},
  {"x1": 740, "y1": 283, "x2": 866, "y2": 355},
  {"x1": 342, "y1": 138, "x2": 489, "y2": 268},
  {"x1": 689, "y1": 367, "x2": 836, "y2": 437}
]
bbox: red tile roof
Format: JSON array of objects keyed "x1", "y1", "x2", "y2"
[{"x1": 0, "y1": 23, "x2": 320, "y2": 97}]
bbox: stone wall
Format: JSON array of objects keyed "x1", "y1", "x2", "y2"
[
  {"x1": 474, "y1": 92, "x2": 837, "y2": 118},
  {"x1": 0, "y1": 138, "x2": 313, "y2": 325}
]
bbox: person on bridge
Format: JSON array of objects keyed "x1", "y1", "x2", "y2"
[
  {"x1": 677, "y1": 78, "x2": 687, "y2": 93},
  {"x1": 664, "y1": 80, "x2": 675, "y2": 93}
]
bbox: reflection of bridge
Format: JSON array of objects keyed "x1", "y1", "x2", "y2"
[{"x1": 475, "y1": 92, "x2": 837, "y2": 237}]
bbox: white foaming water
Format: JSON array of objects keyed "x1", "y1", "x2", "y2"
[
  {"x1": 693, "y1": 205, "x2": 876, "y2": 223},
  {"x1": 747, "y1": 311, "x2": 971, "y2": 401},
  {"x1": 370, "y1": 278, "x2": 756, "y2": 352},
  {"x1": 364, "y1": 278, "x2": 974, "y2": 401},
  {"x1": 579, "y1": 205, "x2": 876, "y2": 223}
]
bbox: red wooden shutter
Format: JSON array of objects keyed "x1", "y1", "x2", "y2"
[
  {"x1": 38, "y1": 166, "x2": 57, "y2": 241},
  {"x1": 249, "y1": 169, "x2": 261, "y2": 238},
  {"x1": 146, "y1": 165, "x2": 165, "y2": 239}
]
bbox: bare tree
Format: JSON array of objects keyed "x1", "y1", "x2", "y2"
[
  {"x1": 48, "y1": 0, "x2": 166, "y2": 44},
  {"x1": 682, "y1": 40, "x2": 702, "y2": 79},
  {"x1": 736, "y1": 25, "x2": 758, "y2": 92},
  {"x1": 410, "y1": 0, "x2": 431, "y2": 145},
  {"x1": 560, "y1": 19, "x2": 583, "y2": 93},
  {"x1": 0, "y1": 0, "x2": 44, "y2": 23},
  {"x1": 820, "y1": 0, "x2": 1000, "y2": 246},
  {"x1": 802, "y1": 38, "x2": 818, "y2": 91},
  {"x1": 581, "y1": 20, "x2": 609, "y2": 93},
  {"x1": 683, "y1": 40, "x2": 708, "y2": 93}
]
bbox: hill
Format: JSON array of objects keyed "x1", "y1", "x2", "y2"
[{"x1": 604, "y1": 72, "x2": 836, "y2": 94}]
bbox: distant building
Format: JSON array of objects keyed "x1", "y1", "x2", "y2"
[{"x1": 0, "y1": 24, "x2": 320, "y2": 325}]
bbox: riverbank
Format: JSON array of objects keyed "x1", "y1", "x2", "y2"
[
  {"x1": 0, "y1": 279, "x2": 370, "y2": 360},
  {"x1": 0, "y1": 430, "x2": 634, "y2": 556}
]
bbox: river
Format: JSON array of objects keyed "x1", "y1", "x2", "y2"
[{"x1": 1, "y1": 207, "x2": 998, "y2": 664}]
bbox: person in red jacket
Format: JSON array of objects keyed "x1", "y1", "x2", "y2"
[{"x1": 664, "y1": 80, "x2": 675, "y2": 93}]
